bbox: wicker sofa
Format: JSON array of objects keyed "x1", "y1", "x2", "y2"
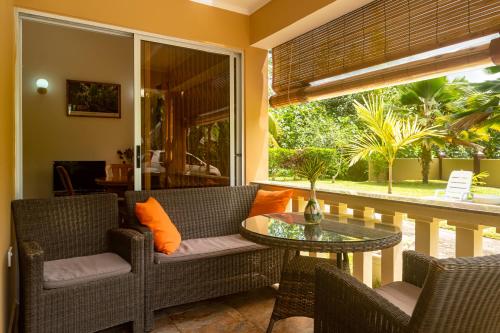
[
  {"x1": 12, "y1": 194, "x2": 145, "y2": 333},
  {"x1": 125, "y1": 185, "x2": 283, "y2": 331}
]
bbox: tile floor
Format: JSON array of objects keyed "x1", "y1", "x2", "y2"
[
  {"x1": 152, "y1": 287, "x2": 313, "y2": 333},
  {"x1": 106, "y1": 287, "x2": 313, "y2": 333}
]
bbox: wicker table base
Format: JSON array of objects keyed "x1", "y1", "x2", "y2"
[
  {"x1": 266, "y1": 250, "x2": 348, "y2": 333},
  {"x1": 240, "y1": 213, "x2": 401, "y2": 333}
]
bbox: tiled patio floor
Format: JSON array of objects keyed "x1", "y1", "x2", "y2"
[
  {"x1": 151, "y1": 287, "x2": 312, "y2": 333},
  {"x1": 105, "y1": 287, "x2": 313, "y2": 333}
]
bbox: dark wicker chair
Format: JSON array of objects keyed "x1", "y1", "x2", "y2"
[
  {"x1": 125, "y1": 185, "x2": 283, "y2": 331},
  {"x1": 315, "y1": 250, "x2": 500, "y2": 333},
  {"x1": 12, "y1": 194, "x2": 144, "y2": 333}
]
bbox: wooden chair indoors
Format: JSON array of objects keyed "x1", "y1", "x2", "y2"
[{"x1": 55, "y1": 165, "x2": 74, "y2": 196}]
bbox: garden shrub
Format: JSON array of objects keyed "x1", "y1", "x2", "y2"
[
  {"x1": 341, "y1": 160, "x2": 369, "y2": 181},
  {"x1": 269, "y1": 148, "x2": 296, "y2": 179},
  {"x1": 269, "y1": 147, "x2": 363, "y2": 180}
]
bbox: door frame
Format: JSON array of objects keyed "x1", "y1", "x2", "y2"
[
  {"x1": 14, "y1": 8, "x2": 244, "y2": 198},
  {"x1": 133, "y1": 34, "x2": 243, "y2": 190}
]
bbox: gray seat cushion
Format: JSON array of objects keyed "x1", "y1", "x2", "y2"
[
  {"x1": 154, "y1": 234, "x2": 267, "y2": 264},
  {"x1": 43, "y1": 252, "x2": 131, "y2": 289},
  {"x1": 375, "y1": 281, "x2": 422, "y2": 316}
]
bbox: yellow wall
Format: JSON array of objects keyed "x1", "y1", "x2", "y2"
[
  {"x1": 390, "y1": 158, "x2": 500, "y2": 187},
  {"x1": 250, "y1": 0, "x2": 335, "y2": 45},
  {"x1": 244, "y1": 47, "x2": 269, "y2": 181},
  {"x1": 0, "y1": 0, "x2": 14, "y2": 330},
  {"x1": 14, "y1": 0, "x2": 250, "y2": 48},
  {"x1": 480, "y1": 159, "x2": 500, "y2": 187},
  {"x1": 442, "y1": 158, "x2": 474, "y2": 181},
  {"x1": 1, "y1": 0, "x2": 270, "y2": 330},
  {"x1": 392, "y1": 158, "x2": 439, "y2": 182}
]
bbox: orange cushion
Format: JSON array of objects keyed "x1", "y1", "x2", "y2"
[
  {"x1": 135, "y1": 197, "x2": 181, "y2": 254},
  {"x1": 248, "y1": 189, "x2": 294, "y2": 217}
]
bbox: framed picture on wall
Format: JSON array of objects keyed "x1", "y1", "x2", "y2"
[{"x1": 66, "y1": 80, "x2": 121, "y2": 118}]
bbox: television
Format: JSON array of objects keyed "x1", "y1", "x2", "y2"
[{"x1": 53, "y1": 161, "x2": 106, "y2": 194}]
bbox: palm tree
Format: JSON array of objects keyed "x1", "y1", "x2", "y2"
[
  {"x1": 447, "y1": 78, "x2": 499, "y2": 145},
  {"x1": 349, "y1": 95, "x2": 442, "y2": 194},
  {"x1": 399, "y1": 77, "x2": 459, "y2": 183}
]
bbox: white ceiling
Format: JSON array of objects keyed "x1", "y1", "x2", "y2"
[{"x1": 191, "y1": 0, "x2": 271, "y2": 15}]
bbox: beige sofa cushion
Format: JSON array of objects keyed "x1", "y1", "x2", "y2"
[
  {"x1": 375, "y1": 281, "x2": 422, "y2": 316},
  {"x1": 154, "y1": 234, "x2": 267, "y2": 264},
  {"x1": 44, "y1": 252, "x2": 131, "y2": 289}
]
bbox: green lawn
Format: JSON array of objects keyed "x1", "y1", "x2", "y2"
[{"x1": 272, "y1": 178, "x2": 500, "y2": 197}]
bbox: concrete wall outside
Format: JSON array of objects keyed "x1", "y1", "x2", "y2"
[
  {"x1": 442, "y1": 158, "x2": 474, "y2": 180},
  {"x1": 392, "y1": 158, "x2": 439, "y2": 182},
  {"x1": 389, "y1": 158, "x2": 500, "y2": 187},
  {"x1": 479, "y1": 159, "x2": 500, "y2": 187}
]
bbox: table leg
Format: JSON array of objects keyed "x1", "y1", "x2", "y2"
[
  {"x1": 266, "y1": 249, "x2": 290, "y2": 333},
  {"x1": 336, "y1": 252, "x2": 350, "y2": 273},
  {"x1": 336, "y1": 253, "x2": 342, "y2": 268},
  {"x1": 266, "y1": 253, "x2": 332, "y2": 333},
  {"x1": 266, "y1": 319, "x2": 276, "y2": 333},
  {"x1": 342, "y1": 252, "x2": 350, "y2": 273}
]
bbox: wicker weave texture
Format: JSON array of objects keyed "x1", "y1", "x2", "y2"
[
  {"x1": 13, "y1": 194, "x2": 118, "y2": 261},
  {"x1": 13, "y1": 194, "x2": 145, "y2": 333},
  {"x1": 315, "y1": 251, "x2": 500, "y2": 333},
  {"x1": 125, "y1": 185, "x2": 282, "y2": 331},
  {"x1": 125, "y1": 185, "x2": 258, "y2": 240}
]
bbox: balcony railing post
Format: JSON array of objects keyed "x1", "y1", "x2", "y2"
[
  {"x1": 329, "y1": 203, "x2": 348, "y2": 216},
  {"x1": 450, "y1": 222, "x2": 484, "y2": 257},
  {"x1": 414, "y1": 217, "x2": 440, "y2": 257},
  {"x1": 380, "y1": 211, "x2": 405, "y2": 285},
  {"x1": 352, "y1": 207, "x2": 375, "y2": 286},
  {"x1": 292, "y1": 196, "x2": 306, "y2": 212}
]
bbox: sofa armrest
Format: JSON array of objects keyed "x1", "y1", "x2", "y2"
[
  {"x1": 109, "y1": 228, "x2": 144, "y2": 273},
  {"x1": 402, "y1": 250, "x2": 435, "y2": 288},
  {"x1": 122, "y1": 224, "x2": 154, "y2": 264},
  {"x1": 315, "y1": 263, "x2": 410, "y2": 333},
  {"x1": 19, "y1": 240, "x2": 44, "y2": 298}
]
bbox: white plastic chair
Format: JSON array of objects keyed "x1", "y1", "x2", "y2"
[{"x1": 435, "y1": 170, "x2": 473, "y2": 201}]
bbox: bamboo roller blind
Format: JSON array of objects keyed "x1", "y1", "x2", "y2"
[{"x1": 271, "y1": 0, "x2": 500, "y2": 107}]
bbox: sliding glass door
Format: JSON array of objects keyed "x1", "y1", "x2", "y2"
[{"x1": 134, "y1": 36, "x2": 241, "y2": 190}]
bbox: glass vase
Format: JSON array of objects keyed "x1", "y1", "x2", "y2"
[
  {"x1": 304, "y1": 186, "x2": 322, "y2": 224},
  {"x1": 304, "y1": 223, "x2": 323, "y2": 241}
]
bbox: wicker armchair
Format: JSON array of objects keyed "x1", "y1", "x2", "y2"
[
  {"x1": 12, "y1": 194, "x2": 144, "y2": 333},
  {"x1": 315, "y1": 251, "x2": 500, "y2": 333}
]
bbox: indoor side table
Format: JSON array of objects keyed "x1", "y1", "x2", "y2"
[{"x1": 240, "y1": 212, "x2": 402, "y2": 333}]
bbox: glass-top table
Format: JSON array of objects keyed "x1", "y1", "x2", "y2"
[
  {"x1": 241, "y1": 212, "x2": 401, "y2": 254},
  {"x1": 240, "y1": 212, "x2": 402, "y2": 333}
]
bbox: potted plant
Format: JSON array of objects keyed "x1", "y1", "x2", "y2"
[
  {"x1": 117, "y1": 148, "x2": 134, "y2": 165},
  {"x1": 296, "y1": 155, "x2": 327, "y2": 223}
]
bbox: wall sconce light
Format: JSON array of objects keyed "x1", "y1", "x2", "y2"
[{"x1": 36, "y1": 78, "x2": 49, "y2": 94}]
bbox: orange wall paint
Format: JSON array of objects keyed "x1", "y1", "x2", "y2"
[
  {"x1": 14, "y1": 0, "x2": 250, "y2": 49},
  {"x1": 244, "y1": 47, "x2": 269, "y2": 182},
  {"x1": 250, "y1": 0, "x2": 335, "y2": 45},
  {"x1": 0, "y1": 0, "x2": 14, "y2": 330}
]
